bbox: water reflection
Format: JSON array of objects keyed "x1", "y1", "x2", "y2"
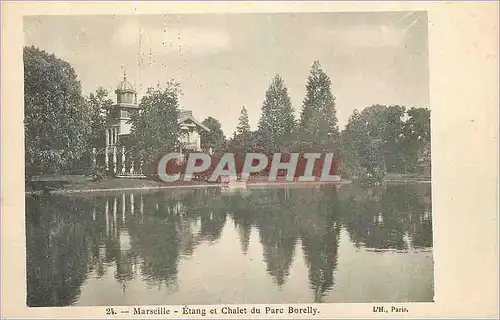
[{"x1": 26, "y1": 184, "x2": 433, "y2": 306}]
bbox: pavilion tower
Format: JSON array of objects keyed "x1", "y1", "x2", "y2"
[{"x1": 104, "y1": 73, "x2": 142, "y2": 176}]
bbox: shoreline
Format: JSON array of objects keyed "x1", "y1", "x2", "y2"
[
  {"x1": 385, "y1": 179, "x2": 431, "y2": 184},
  {"x1": 25, "y1": 180, "x2": 350, "y2": 195},
  {"x1": 24, "y1": 177, "x2": 431, "y2": 195}
]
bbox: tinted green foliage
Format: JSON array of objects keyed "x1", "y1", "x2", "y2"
[
  {"x1": 340, "y1": 110, "x2": 386, "y2": 185},
  {"x1": 24, "y1": 46, "x2": 90, "y2": 178},
  {"x1": 229, "y1": 106, "x2": 252, "y2": 151},
  {"x1": 299, "y1": 61, "x2": 339, "y2": 151},
  {"x1": 255, "y1": 75, "x2": 296, "y2": 152},
  {"x1": 401, "y1": 107, "x2": 431, "y2": 174},
  {"x1": 86, "y1": 87, "x2": 113, "y2": 150},
  {"x1": 340, "y1": 105, "x2": 431, "y2": 184},
  {"x1": 200, "y1": 117, "x2": 226, "y2": 152},
  {"x1": 128, "y1": 83, "x2": 180, "y2": 167}
]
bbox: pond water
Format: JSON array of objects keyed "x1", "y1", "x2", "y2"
[{"x1": 25, "y1": 183, "x2": 433, "y2": 307}]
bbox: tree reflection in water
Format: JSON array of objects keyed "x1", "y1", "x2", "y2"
[{"x1": 26, "y1": 183, "x2": 432, "y2": 306}]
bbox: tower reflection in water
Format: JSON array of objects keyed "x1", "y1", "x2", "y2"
[{"x1": 26, "y1": 184, "x2": 433, "y2": 306}]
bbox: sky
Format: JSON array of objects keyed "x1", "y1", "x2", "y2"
[{"x1": 24, "y1": 12, "x2": 429, "y2": 137}]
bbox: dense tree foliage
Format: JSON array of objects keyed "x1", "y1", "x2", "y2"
[
  {"x1": 221, "y1": 61, "x2": 430, "y2": 185},
  {"x1": 299, "y1": 61, "x2": 339, "y2": 151},
  {"x1": 340, "y1": 110, "x2": 386, "y2": 185},
  {"x1": 229, "y1": 106, "x2": 252, "y2": 151},
  {"x1": 340, "y1": 105, "x2": 431, "y2": 184},
  {"x1": 24, "y1": 46, "x2": 90, "y2": 179},
  {"x1": 360, "y1": 104, "x2": 406, "y2": 173},
  {"x1": 200, "y1": 117, "x2": 226, "y2": 152},
  {"x1": 235, "y1": 106, "x2": 251, "y2": 136},
  {"x1": 255, "y1": 75, "x2": 296, "y2": 152},
  {"x1": 400, "y1": 107, "x2": 431, "y2": 174},
  {"x1": 86, "y1": 87, "x2": 113, "y2": 150},
  {"x1": 128, "y1": 83, "x2": 180, "y2": 167}
]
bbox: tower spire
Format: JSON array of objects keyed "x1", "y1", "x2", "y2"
[{"x1": 121, "y1": 65, "x2": 127, "y2": 81}]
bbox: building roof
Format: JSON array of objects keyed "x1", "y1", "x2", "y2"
[
  {"x1": 178, "y1": 111, "x2": 210, "y2": 132},
  {"x1": 116, "y1": 75, "x2": 135, "y2": 92}
]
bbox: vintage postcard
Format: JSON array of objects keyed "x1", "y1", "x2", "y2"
[{"x1": 1, "y1": 1, "x2": 498, "y2": 319}]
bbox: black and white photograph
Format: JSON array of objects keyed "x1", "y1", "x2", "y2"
[{"x1": 22, "y1": 11, "x2": 435, "y2": 308}]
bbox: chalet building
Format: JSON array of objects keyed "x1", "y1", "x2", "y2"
[
  {"x1": 97, "y1": 74, "x2": 209, "y2": 176},
  {"x1": 178, "y1": 110, "x2": 210, "y2": 151}
]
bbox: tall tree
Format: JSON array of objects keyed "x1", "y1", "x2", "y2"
[
  {"x1": 340, "y1": 110, "x2": 385, "y2": 185},
  {"x1": 416, "y1": 140, "x2": 431, "y2": 176},
  {"x1": 128, "y1": 83, "x2": 180, "y2": 168},
  {"x1": 235, "y1": 106, "x2": 251, "y2": 137},
  {"x1": 85, "y1": 87, "x2": 113, "y2": 149},
  {"x1": 360, "y1": 104, "x2": 406, "y2": 173},
  {"x1": 24, "y1": 46, "x2": 90, "y2": 179},
  {"x1": 400, "y1": 107, "x2": 431, "y2": 174},
  {"x1": 299, "y1": 61, "x2": 339, "y2": 150},
  {"x1": 201, "y1": 117, "x2": 226, "y2": 152},
  {"x1": 256, "y1": 75, "x2": 296, "y2": 151},
  {"x1": 230, "y1": 106, "x2": 252, "y2": 151}
]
